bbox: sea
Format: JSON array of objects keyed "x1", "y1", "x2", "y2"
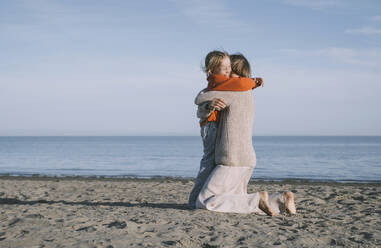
[{"x1": 0, "y1": 136, "x2": 380, "y2": 182}]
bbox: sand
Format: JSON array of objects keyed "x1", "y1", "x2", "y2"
[{"x1": 0, "y1": 176, "x2": 380, "y2": 248}]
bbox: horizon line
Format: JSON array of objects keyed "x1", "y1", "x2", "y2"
[{"x1": 0, "y1": 135, "x2": 380, "y2": 137}]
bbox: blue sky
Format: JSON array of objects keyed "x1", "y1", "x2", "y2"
[{"x1": 0, "y1": 0, "x2": 380, "y2": 135}]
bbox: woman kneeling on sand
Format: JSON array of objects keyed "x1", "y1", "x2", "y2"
[{"x1": 193, "y1": 51, "x2": 296, "y2": 215}]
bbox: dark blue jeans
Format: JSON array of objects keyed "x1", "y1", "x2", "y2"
[{"x1": 188, "y1": 122, "x2": 218, "y2": 208}]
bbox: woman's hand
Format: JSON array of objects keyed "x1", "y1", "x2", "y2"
[{"x1": 209, "y1": 98, "x2": 226, "y2": 111}]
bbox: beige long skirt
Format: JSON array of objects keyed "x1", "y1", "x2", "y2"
[{"x1": 196, "y1": 165, "x2": 284, "y2": 214}]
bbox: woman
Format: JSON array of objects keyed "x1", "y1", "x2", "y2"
[{"x1": 194, "y1": 54, "x2": 296, "y2": 215}]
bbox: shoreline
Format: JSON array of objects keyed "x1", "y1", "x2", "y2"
[{"x1": 0, "y1": 174, "x2": 380, "y2": 185}]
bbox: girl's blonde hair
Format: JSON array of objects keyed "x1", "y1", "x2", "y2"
[
  {"x1": 203, "y1": 50, "x2": 229, "y2": 75},
  {"x1": 230, "y1": 53, "x2": 252, "y2": 78}
]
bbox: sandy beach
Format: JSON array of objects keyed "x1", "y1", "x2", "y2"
[{"x1": 0, "y1": 176, "x2": 380, "y2": 247}]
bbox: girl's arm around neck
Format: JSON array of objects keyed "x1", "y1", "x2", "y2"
[{"x1": 207, "y1": 74, "x2": 255, "y2": 91}]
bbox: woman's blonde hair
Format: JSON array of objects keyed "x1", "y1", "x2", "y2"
[
  {"x1": 203, "y1": 50, "x2": 229, "y2": 75},
  {"x1": 230, "y1": 53, "x2": 251, "y2": 78}
]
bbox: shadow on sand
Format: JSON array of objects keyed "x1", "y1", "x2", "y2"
[{"x1": 0, "y1": 197, "x2": 190, "y2": 210}]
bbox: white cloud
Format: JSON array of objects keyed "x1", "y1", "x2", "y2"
[
  {"x1": 0, "y1": 53, "x2": 205, "y2": 136},
  {"x1": 170, "y1": 0, "x2": 249, "y2": 32},
  {"x1": 345, "y1": 27, "x2": 381, "y2": 35},
  {"x1": 0, "y1": 1, "x2": 95, "y2": 43},
  {"x1": 282, "y1": 0, "x2": 341, "y2": 9},
  {"x1": 0, "y1": 0, "x2": 163, "y2": 45},
  {"x1": 253, "y1": 61, "x2": 381, "y2": 135},
  {"x1": 280, "y1": 47, "x2": 381, "y2": 68}
]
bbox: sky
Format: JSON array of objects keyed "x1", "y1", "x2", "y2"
[{"x1": 0, "y1": 0, "x2": 380, "y2": 136}]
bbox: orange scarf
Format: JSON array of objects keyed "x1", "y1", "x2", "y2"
[
  {"x1": 207, "y1": 74, "x2": 255, "y2": 91},
  {"x1": 203, "y1": 74, "x2": 255, "y2": 125}
]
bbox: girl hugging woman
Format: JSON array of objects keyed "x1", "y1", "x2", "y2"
[{"x1": 189, "y1": 50, "x2": 296, "y2": 215}]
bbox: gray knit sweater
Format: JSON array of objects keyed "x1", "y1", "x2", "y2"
[{"x1": 195, "y1": 90, "x2": 256, "y2": 168}]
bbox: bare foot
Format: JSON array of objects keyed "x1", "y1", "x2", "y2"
[
  {"x1": 259, "y1": 191, "x2": 276, "y2": 216},
  {"x1": 283, "y1": 191, "x2": 296, "y2": 214}
]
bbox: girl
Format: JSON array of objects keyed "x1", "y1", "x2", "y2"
[{"x1": 188, "y1": 50, "x2": 230, "y2": 208}]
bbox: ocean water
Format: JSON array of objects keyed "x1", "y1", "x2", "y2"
[{"x1": 0, "y1": 136, "x2": 380, "y2": 182}]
